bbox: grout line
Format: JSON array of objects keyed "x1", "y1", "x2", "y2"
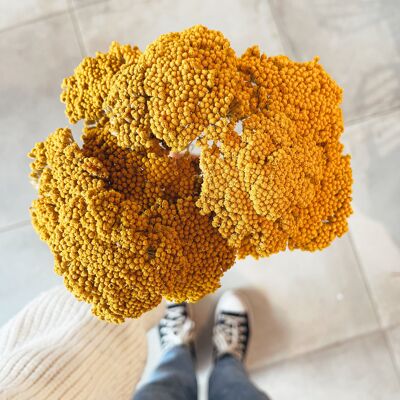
[
  {"x1": 383, "y1": 328, "x2": 400, "y2": 383},
  {"x1": 68, "y1": 0, "x2": 87, "y2": 57},
  {"x1": 258, "y1": 0, "x2": 286, "y2": 55},
  {"x1": 348, "y1": 231, "x2": 382, "y2": 327},
  {"x1": 0, "y1": 220, "x2": 31, "y2": 234},
  {"x1": 250, "y1": 326, "x2": 384, "y2": 374},
  {"x1": 71, "y1": 0, "x2": 109, "y2": 10},
  {"x1": 347, "y1": 231, "x2": 400, "y2": 382},
  {"x1": 346, "y1": 105, "x2": 400, "y2": 128},
  {"x1": 0, "y1": 0, "x2": 108, "y2": 36},
  {"x1": 266, "y1": 0, "x2": 299, "y2": 58},
  {"x1": 0, "y1": 9, "x2": 70, "y2": 35}
]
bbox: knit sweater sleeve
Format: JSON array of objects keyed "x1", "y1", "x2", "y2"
[{"x1": 0, "y1": 286, "x2": 164, "y2": 400}]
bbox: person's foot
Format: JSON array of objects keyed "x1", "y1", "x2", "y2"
[
  {"x1": 158, "y1": 301, "x2": 195, "y2": 354},
  {"x1": 212, "y1": 290, "x2": 251, "y2": 362}
]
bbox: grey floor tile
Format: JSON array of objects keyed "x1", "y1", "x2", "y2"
[
  {"x1": 0, "y1": 0, "x2": 68, "y2": 32},
  {"x1": 269, "y1": 0, "x2": 400, "y2": 123},
  {"x1": 0, "y1": 14, "x2": 83, "y2": 228},
  {"x1": 344, "y1": 110, "x2": 400, "y2": 328},
  {"x1": 140, "y1": 235, "x2": 379, "y2": 379},
  {"x1": 252, "y1": 331, "x2": 400, "y2": 400},
  {"x1": 75, "y1": 0, "x2": 284, "y2": 57},
  {"x1": 217, "y1": 236, "x2": 378, "y2": 369},
  {"x1": 72, "y1": 0, "x2": 108, "y2": 8},
  {"x1": 0, "y1": 225, "x2": 61, "y2": 327},
  {"x1": 387, "y1": 324, "x2": 400, "y2": 374}
]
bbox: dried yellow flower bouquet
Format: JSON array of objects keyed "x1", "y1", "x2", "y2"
[{"x1": 28, "y1": 26, "x2": 352, "y2": 323}]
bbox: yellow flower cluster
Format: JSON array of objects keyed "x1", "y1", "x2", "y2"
[
  {"x1": 29, "y1": 123, "x2": 235, "y2": 322},
  {"x1": 197, "y1": 47, "x2": 352, "y2": 257},
  {"x1": 30, "y1": 25, "x2": 352, "y2": 322},
  {"x1": 61, "y1": 42, "x2": 141, "y2": 124},
  {"x1": 105, "y1": 26, "x2": 242, "y2": 151}
]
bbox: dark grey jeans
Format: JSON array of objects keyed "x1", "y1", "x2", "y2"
[{"x1": 134, "y1": 345, "x2": 270, "y2": 400}]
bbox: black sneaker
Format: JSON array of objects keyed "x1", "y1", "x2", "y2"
[
  {"x1": 158, "y1": 301, "x2": 195, "y2": 354},
  {"x1": 212, "y1": 291, "x2": 250, "y2": 361}
]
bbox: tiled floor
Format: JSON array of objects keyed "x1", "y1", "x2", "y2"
[
  {"x1": 0, "y1": 1, "x2": 399, "y2": 399},
  {"x1": 251, "y1": 332, "x2": 400, "y2": 400}
]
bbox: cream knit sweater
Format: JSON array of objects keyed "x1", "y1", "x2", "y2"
[{"x1": 0, "y1": 286, "x2": 164, "y2": 400}]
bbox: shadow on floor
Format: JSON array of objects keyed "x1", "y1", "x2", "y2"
[{"x1": 192, "y1": 287, "x2": 289, "y2": 372}]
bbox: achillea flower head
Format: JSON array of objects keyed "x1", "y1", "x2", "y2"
[
  {"x1": 29, "y1": 122, "x2": 235, "y2": 323},
  {"x1": 29, "y1": 26, "x2": 352, "y2": 322},
  {"x1": 197, "y1": 48, "x2": 352, "y2": 258}
]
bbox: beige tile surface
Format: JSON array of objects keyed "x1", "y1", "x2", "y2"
[
  {"x1": 140, "y1": 235, "x2": 379, "y2": 391},
  {"x1": 0, "y1": 14, "x2": 82, "y2": 227},
  {"x1": 252, "y1": 331, "x2": 400, "y2": 400},
  {"x1": 0, "y1": 225, "x2": 61, "y2": 326},
  {"x1": 269, "y1": 0, "x2": 400, "y2": 123},
  {"x1": 74, "y1": 0, "x2": 284, "y2": 57},
  {"x1": 72, "y1": 0, "x2": 107, "y2": 8},
  {"x1": 0, "y1": 0, "x2": 68, "y2": 31},
  {"x1": 387, "y1": 324, "x2": 400, "y2": 373},
  {"x1": 345, "y1": 111, "x2": 400, "y2": 328},
  {"x1": 215, "y1": 235, "x2": 379, "y2": 369}
]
